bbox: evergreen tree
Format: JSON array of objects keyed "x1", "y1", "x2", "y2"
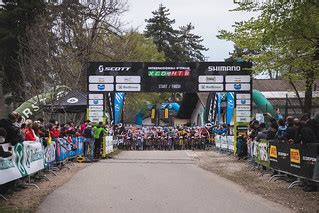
[
  {"x1": 177, "y1": 23, "x2": 208, "y2": 62},
  {"x1": 0, "y1": 0, "x2": 45, "y2": 106},
  {"x1": 144, "y1": 4, "x2": 178, "y2": 61}
]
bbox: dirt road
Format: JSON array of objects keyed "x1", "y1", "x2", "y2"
[{"x1": 38, "y1": 151, "x2": 291, "y2": 213}]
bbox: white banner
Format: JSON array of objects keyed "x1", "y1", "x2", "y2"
[{"x1": 0, "y1": 141, "x2": 45, "y2": 185}]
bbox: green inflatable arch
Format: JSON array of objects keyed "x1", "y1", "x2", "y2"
[{"x1": 252, "y1": 89, "x2": 276, "y2": 117}]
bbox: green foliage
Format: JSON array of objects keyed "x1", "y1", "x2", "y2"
[
  {"x1": 0, "y1": 0, "x2": 45, "y2": 106},
  {"x1": 218, "y1": 1, "x2": 319, "y2": 113},
  {"x1": 218, "y1": 2, "x2": 319, "y2": 77},
  {"x1": 177, "y1": 23, "x2": 208, "y2": 62},
  {"x1": 145, "y1": 4, "x2": 207, "y2": 62}
]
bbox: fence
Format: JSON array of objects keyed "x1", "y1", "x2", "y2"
[
  {"x1": 214, "y1": 135, "x2": 235, "y2": 152},
  {"x1": 214, "y1": 137, "x2": 319, "y2": 187},
  {"x1": 0, "y1": 136, "x2": 116, "y2": 189}
]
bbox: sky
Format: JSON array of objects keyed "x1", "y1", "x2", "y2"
[{"x1": 122, "y1": 0, "x2": 257, "y2": 61}]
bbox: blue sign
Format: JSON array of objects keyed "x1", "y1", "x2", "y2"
[
  {"x1": 234, "y1": 84, "x2": 241, "y2": 90},
  {"x1": 226, "y1": 92, "x2": 235, "y2": 125},
  {"x1": 114, "y1": 92, "x2": 125, "y2": 124},
  {"x1": 98, "y1": 84, "x2": 105, "y2": 91}
]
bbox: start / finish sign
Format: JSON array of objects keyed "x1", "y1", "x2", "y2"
[{"x1": 87, "y1": 62, "x2": 252, "y2": 93}]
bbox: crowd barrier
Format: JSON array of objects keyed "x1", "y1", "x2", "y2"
[
  {"x1": 102, "y1": 136, "x2": 115, "y2": 157},
  {"x1": 55, "y1": 137, "x2": 84, "y2": 162},
  {"x1": 0, "y1": 141, "x2": 45, "y2": 185},
  {"x1": 268, "y1": 141, "x2": 319, "y2": 181},
  {"x1": 213, "y1": 137, "x2": 319, "y2": 186},
  {"x1": 214, "y1": 135, "x2": 235, "y2": 152},
  {"x1": 251, "y1": 140, "x2": 319, "y2": 183},
  {"x1": 0, "y1": 137, "x2": 86, "y2": 186},
  {"x1": 253, "y1": 139, "x2": 270, "y2": 168}
]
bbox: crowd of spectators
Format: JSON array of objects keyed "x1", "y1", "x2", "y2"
[
  {"x1": 236, "y1": 113, "x2": 319, "y2": 192},
  {"x1": 0, "y1": 112, "x2": 112, "y2": 195}
]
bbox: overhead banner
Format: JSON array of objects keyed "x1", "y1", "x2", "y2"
[
  {"x1": 226, "y1": 92, "x2": 235, "y2": 125},
  {"x1": 87, "y1": 62, "x2": 252, "y2": 93},
  {"x1": 114, "y1": 92, "x2": 125, "y2": 124},
  {"x1": 0, "y1": 141, "x2": 45, "y2": 185}
]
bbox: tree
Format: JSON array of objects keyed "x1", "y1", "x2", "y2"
[
  {"x1": 177, "y1": 23, "x2": 208, "y2": 62},
  {"x1": 218, "y1": 1, "x2": 319, "y2": 115},
  {"x1": 0, "y1": 0, "x2": 45, "y2": 107},
  {"x1": 144, "y1": 4, "x2": 178, "y2": 62}
]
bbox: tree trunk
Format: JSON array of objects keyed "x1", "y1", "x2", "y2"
[
  {"x1": 289, "y1": 79, "x2": 304, "y2": 109},
  {"x1": 0, "y1": 68, "x2": 6, "y2": 118},
  {"x1": 303, "y1": 70, "x2": 315, "y2": 116}
]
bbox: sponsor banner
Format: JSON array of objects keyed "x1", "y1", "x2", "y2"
[
  {"x1": 89, "y1": 76, "x2": 114, "y2": 83},
  {"x1": 89, "y1": 94, "x2": 104, "y2": 100},
  {"x1": 269, "y1": 145, "x2": 277, "y2": 159},
  {"x1": 116, "y1": 76, "x2": 141, "y2": 83},
  {"x1": 226, "y1": 75, "x2": 251, "y2": 83},
  {"x1": 269, "y1": 141, "x2": 319, "y2": 179},
  {"x1": 89, "y1": 111, "x2": 104, "y2": 117},
  {"x1": 89, "y1": 116, "x2": 104, "y2": 123},
  {"x1": 236, "y1": 99, "x2": 251, "y2": 105},
  {"x1": 237, "y1": 105, "x2": 251, "y2": 111},
  {"x1": 226, "y1": 92, "x2": 235, "y2": 125},
  {"x1": 236, "y1": 116, "x2": 250, "y2": 122},
  {"x1": 89, "y1": 84, "x2": 114, "y2": 92},
  {"x1": 253, "y1": 140, "x2": 270, "y2": 168},
  {"x1": 55, "y1": 137, "x2": 84, "y2": 162},
  {"x1": 89, "y1": 106, "x2": 104, "y2": 111},
  {"x1": 44, "y1": 141, "x2": 56, "y2": 166},
  {"x1": 227, "y1": 136, "x2": 235, "y2": 151},
  {"x1": 290, "y1": 148, "x2": 301, "y2": 168},
  {"x1": 89, "y1": 99, "x2": 104, "y2": 106},
  {"x1": 102, "y1": 136, "x2": 114, "y2": 157},
  {"x1": 236, "y1": 111, "x2": 251, "y2": 117},
  {"x1": 236, "y1": 93, "x2": 251, "y2": 100},
  {"x1": 0, "y1": 141, "x2": 45, "y2": 185},
  {"x1": 217, "y1": 93, "x2": 221, "y2": 124},
  {"x1": 114, "y1": 92, "x2": 125, "y2": 124},
  {"x1": 198, "y1": 75, "x2": 223, "y2": 83},
  {"x1": 226, "y1": 83, "x2": 251, "y2": 91},
  {"x1": 116, "y1": 84, "x2": 141, "y2": 92},
  {"x1": 214, "y1": 135, "x2": 234, "y2": 152},
  {"x1": 198, "y1": 84, "x2": 224, "y2": 92}
]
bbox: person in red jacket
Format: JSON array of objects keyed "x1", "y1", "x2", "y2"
[
  {"x1": 25, "y1": 119, "x2": 36, "y2": 142},
  {"x1": 50, "y1": 125, "x2": 61, "y2": 139}
]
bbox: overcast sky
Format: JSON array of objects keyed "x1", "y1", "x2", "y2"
[{"x1": 122, "y1": 0, "x2": 257, "y2": 61}]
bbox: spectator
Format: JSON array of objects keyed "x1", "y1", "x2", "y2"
[
  {"x1": 0, "y1": 112, "x2": 21, "y2": 146},
  {"x1": 93, "y1": 122, "x2": 107, "y2": 160},
  {"x1": 298, "y1": 119, "x2": 317, "y2": 144},
  {"x1": 287, "y1": 118, "x2": 300, "y2": 144},
  {"x1": 276, "y1": 108, "x2": 284, "y2": 120},
  {"x1": 276, "y1": 119, "x2": 287, "y2": 140},
  {"x1": 49, "y1": 124, "x2": 61, "y2": 139},
  {"x1": 283, "y1": 116, "x2": 296, "y2": 142},
  {"x1": 25, "y1": 119, "x2": 37, "y2": 141},
  {"x1": 83, "y1": 123, "x2": 94, "y2": 162},
  {"x1": 0, "y1": 127, "x2": 12, "y2": 158},
  {"x1": 307, "y1": 113, "x2": 319, "y2": 142},
  {"x1": 81, "y1": 120, "x2": 90, "y2": 134}
]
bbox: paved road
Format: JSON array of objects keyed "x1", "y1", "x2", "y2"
[{"x1": 38, "y1": 151, "x2": 291, "y2": 213}]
